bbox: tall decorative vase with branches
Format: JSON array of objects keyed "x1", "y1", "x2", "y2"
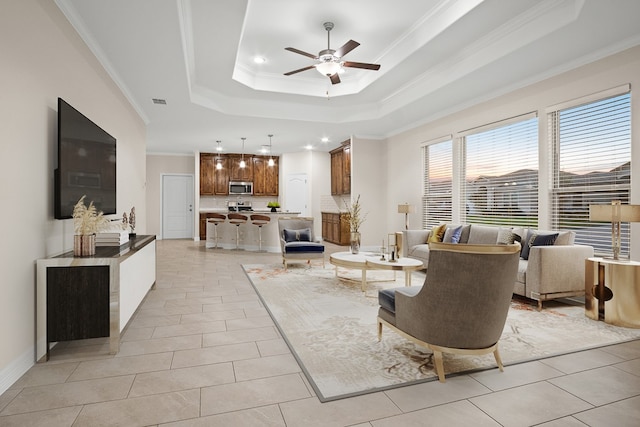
[{"x1": 344, "y1": 194, "x2": 367, "y2": 254}]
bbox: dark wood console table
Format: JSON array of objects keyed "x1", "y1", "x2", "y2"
[{"x1": 36, "y1": 235, "x2": 157, "y2": 361}]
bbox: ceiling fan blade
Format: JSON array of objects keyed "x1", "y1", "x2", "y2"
[
  {"x1": 329, "y1": 73, "x2": 341, "y2": 85},
  {"x1": 285, "y1": 47, "x2": 317, "y2": 59},
  {"x1": 284, "y1": 65, "x2": 316, "y2": 76},
  {"x1": 334, "y1": 40, "x2": 360, "y2": 58},
  {"x1": 343, "y1": 61, "x2": 381, "y2": 71}
]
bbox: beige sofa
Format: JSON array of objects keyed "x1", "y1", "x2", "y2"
[{"x1": 402, "y1": 224, "x2": 594, "y2": 309}]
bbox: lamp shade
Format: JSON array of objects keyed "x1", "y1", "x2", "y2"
[
  {"x1": 589, "y1": 204, "x2": 640, "y2": 222},
  {"x1": 398, "y1": 204, "x2": 416, "y2": 214}
]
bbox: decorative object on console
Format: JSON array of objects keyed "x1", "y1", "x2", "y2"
[
  {"x1": 72, "y1": 195, "x2": 108, "y2": 256},
  {"x1": 344, "y1": 194, "x2": 367, "y2": 254},
  {"x1": 267, "y1": 201, "x2": 280, "y2": 212},
  {"x1": 397, "y1": 203, "x2": 415, "y2": 230},
  {"x1": 589, "y1": 200, "x2": 640, "y2": 260},
  {"x1": 123, "y1": 206, "x2": 136, "y2": 238}
]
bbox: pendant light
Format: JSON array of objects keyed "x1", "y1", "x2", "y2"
[
  {"x1": 240, "y1": 137, "x2": 246, "y2": 168},
  {"x1": 215, "y1": 140, "x2": 222, "y2": 170},
  {"x1": 268, "y1": 134, "x2": 274, "y2": 167}
]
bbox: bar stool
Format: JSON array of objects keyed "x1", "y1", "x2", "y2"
[
  {"x1": 206, "y1": 213, "x2": 226, "y2": 249},
  {"x1": 227, "y1": 213, "x2": 248, "y2": 251},
  {"x1": 250, "y1": 214, "x2": 271, "y2": 252}
]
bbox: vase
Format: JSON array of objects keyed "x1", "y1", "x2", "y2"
[
  {"x1": 74, "y1": 234, "x2": 95, "y2": 257},
  {"x1": 350, "y1": 232, "x2": 361, "y2": 254}
]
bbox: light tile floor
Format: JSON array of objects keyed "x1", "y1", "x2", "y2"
[{"x1": 1, "y1": 239, "x2": 640, "y2": 426}]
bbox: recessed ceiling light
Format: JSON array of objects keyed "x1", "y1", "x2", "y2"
[
  {"x1": 305, "y1": 144, "x2": 313, "y2": 150},
  {"x1": 253, "y1": 56, "x2": 266, "y2": 64},
  {"x1": 321, "y1": 137, "x2": 329, "y2": 143}
]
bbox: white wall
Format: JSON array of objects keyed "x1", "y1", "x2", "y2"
[
  {"x1": 385, "y1": 45, "x2": 640, "y2": 260},
  {"x1": 146, "y1": 154, "x2": 195, "y2": 237},
  {"x1": 280, "y1": 150, "x2": 331, "y2": 237},
  {"x1": 351, "y1": 137, "x2": 388, "y2": 250},
  {"x1": 0, "y1": 0, "x2": 146, "y2": 394}
]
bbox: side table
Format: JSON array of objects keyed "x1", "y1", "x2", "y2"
[{"x1": 585, "y1": 257, "x2": 640, "y2": 328}]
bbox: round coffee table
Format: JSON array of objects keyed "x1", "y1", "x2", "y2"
[{"x1": 329, "y1": 252, "x2": 424, "y2": 292}]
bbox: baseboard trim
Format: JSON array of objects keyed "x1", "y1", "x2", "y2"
[{"x1": 0, "y1": 346, "x2": 35, "y2": 396}]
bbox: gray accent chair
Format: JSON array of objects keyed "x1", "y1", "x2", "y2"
[
  {"x1": 277, "y1": 217, "x2": 325, "y2": 269},
  {"x1": 377, "y1": 242, "x2": 521, "y2": 382}
]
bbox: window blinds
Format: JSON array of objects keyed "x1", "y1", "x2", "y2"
[
  {"x1": 423, "y1": 140, "x2": 453, "y2": 229},
  {"x1": 463, "y1": 116, "x2": 539, "y2": 228},
  {"x1": 549, "y1": 92, "x2": 631, "y2": 256}
]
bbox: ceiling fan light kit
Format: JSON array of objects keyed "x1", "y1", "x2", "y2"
[{"x1": 284, "y1": 21, "x2": 380, "y2": 85}]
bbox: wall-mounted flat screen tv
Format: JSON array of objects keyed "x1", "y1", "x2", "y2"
[{"x1": 55, "y1": 98, "x2": 116, "y2": 219}]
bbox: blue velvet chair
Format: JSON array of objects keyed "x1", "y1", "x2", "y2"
[{"x1": 277, "y1": 217, "x2": 325, "y2": 269}]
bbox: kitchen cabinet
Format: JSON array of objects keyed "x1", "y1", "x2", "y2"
[
  {"x1": 200, "y1": 154, "x2": 216, "y2": 195},
  {"x1": 330, "y1": 141, "x2": 351, "y2": 195},
  {"x1": 229, "y1": 155, "x2": 254, "y2": 182},
  {"x1": 322, "y1": 212, "x2": 350, "y2": 245},
  {"x1": 213, "y1": 157, "x2": 229, "y2": 195},
  {"x1": 253, "y1": 155, "x2": 279, "y2": 196}
]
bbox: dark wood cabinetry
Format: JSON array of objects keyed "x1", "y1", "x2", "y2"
[
  {"x1": 253, "y1": 156, "x2": 279, "y2": 196},
  {"x1": 228, "y1": 155, "x2": 254, "y2": 182},
  {"x1": 47, "y1": 266, "x2": 110, "y2": 343},
  {"x1": 330, "y1": 141, "x2": 351, "y2": 195},
  {"x1": 200, "y1": 153, "x2": 278, "y2": 196},
  {"x1": 322, "y1": 212, "x2": 350, "y2": 245},
  {"x1": 200, "y1": 154, "x2": 215, "y2": 195}
]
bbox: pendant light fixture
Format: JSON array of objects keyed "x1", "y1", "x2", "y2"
[
  {"x1": 240, "y1": 137, "x2": 246, "y2": 169},
  {"x1": 215, "y1": 140, "x2": 222, "y2": 170},
  {"x1": 268, "y1": 134, "x2": 274, "y2": 167}
]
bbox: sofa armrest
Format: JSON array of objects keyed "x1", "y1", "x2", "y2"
[
  {"x1": 526, "y1": 244, "x2": 594, "y2": 296},
  {"x1": 402, "y1": 230, "x2": 431, "y2": 256}
]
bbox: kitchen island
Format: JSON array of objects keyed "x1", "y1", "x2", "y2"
[{"x1": 201, "y1": 209, "x2": 300, "y2": 252}]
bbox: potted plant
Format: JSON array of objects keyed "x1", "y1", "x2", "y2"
[
  {"x1": 344, "y1": 194, "x2": 367, "y2": 254},
  {"x1": 72, "y1": 195, "x2": 109, "y2": 256},
  {"x1": 267, "y1": 201, "x2": 280, "y2": 212}
]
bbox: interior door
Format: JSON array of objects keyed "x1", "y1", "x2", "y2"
[
  {"x1": 285, "y1": 173, "x2": 308, "y2": 217},
  {"x1": 162, "y1": 174, "x2": 194, "y2": 239}
]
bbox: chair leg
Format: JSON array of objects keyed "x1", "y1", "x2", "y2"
[
  {"x1": 433, "y1": 350, "x2": 446, "y2": 383},
  {"x1": 493, "y1": 347, "x2": 504, "y2": 372}
]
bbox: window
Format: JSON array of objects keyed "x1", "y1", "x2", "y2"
[
  {"x1": 550, "y1": 90, "x2": 631, "y2": 256},
  {"x1": 462, "y1": 115, "x2": 539, "y2": 228},
  {"x1": 423, "y1": 139, "x2": 452, "y2": 229}
]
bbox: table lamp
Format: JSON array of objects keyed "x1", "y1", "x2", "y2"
[
  {"x1": 398, "y1": 203, "x2": 415, "y2": 230},
  {"x1": 589, "y1": 200, "x2": 640, "y2": 260}
]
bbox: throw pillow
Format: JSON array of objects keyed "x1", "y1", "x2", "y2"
[
  {"x1": 283, "y1": 228, "x2": 312, "y2": 243},
  {"x1": 449, "y1": 226, "x2": 463, "y2": 244},
  {"x1": 496, "y1": 227, "x2": 517, "y2": 245},
  {"x1": 428, "y1": 223, "x2": 447, "y2": 243},
  {"x1": 521, "y1": 232, "x2": 559, "y2": 260}
]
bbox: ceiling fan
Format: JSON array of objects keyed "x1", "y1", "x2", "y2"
[{"x1": 283, "y1": 22, "x2": 381, "y2": 85}]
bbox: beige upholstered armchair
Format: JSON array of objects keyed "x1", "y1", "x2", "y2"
[
  {"x1": 377, "y1": 242, "x2": 521, "y2": 382},
  {"x1": 277, "y1": 217, "x2": 325, "y2": 269}
]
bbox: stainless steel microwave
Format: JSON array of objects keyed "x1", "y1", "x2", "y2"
[{"x1": 229, "y1": 181, "x2": 253, "y2": 195}]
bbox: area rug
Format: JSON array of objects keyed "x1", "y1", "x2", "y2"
[{"x1": 243, "y1": 263, "x2": 640, "y2": 402}]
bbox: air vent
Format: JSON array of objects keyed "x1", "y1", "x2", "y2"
[{"x1": 152, "y1": 98, "x2": 167, "y2": 105}]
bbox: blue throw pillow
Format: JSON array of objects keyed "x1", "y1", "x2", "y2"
[
  {"x1": 283, "y1": 228, "x2": 311, "y2": 243},
  {"x1": 450, "y1": 226, "x2": 463, "y2": 244},
  {"x1": 521, "y1": 232, "x2": 558, "y2": 260}
]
